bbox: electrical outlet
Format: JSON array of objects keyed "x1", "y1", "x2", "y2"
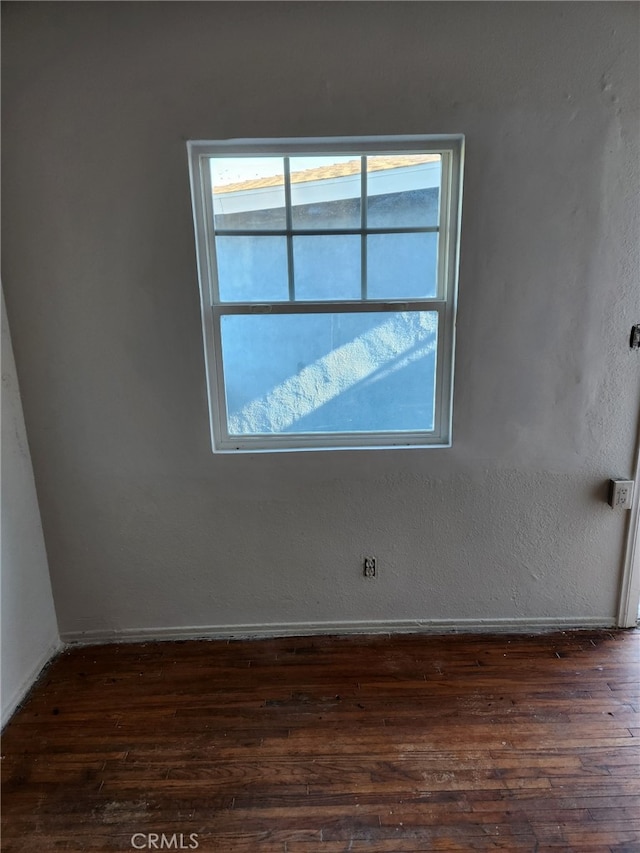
[
  {"x1": 608, "y1": 479, "x2": 635, "y2": 510},
  {"x1": 363, "y1": 557, "x2": 377, "y2": 578}
]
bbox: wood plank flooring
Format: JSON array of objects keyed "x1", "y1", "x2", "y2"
[{"x1": 2, "y1": 630, "x2": 639, "y2": 852}]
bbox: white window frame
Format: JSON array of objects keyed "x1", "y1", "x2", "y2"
[{"x1": 187, "y1": 135, "x2": 464, "y2": 453}]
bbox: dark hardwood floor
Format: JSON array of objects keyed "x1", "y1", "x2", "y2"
[{"x1": 2, "y1": 630, "x2": 639, "y2": 852}]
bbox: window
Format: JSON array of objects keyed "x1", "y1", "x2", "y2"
[{"x1": 188, "y1": 135, "x2": 464, "y2": 452}]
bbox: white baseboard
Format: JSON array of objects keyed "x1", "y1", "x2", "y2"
[
  {"x1": 1, "y1": 638, "x2": 63, "y2": 728},
  {"x1": 60, "y1": 616, "x2": 616, "y2": 646}
]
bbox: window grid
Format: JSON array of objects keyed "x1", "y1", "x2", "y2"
[
  {"x1": 360, "y1": 155, "x2": 367, "y2": 300},
  {"x1": 283, "y1": 157, "x2": 295, "y2": 301},
  {"x1": 213, "y1": 227, "x2": 439, "y2": 236},
  {"x1": 212, "y1": 154, "x2": 440, "y2": 305}
]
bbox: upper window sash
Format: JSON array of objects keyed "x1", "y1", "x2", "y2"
[{"x1": 189, "y1": 136, "x2": 463, "y2": 308}]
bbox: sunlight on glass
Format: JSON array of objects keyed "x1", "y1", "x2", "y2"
[
  {"x1": 221, "y1": 312, "x2": 438, "y2": 435},
  {"x1": 368, "y1": 232, "x2": 438, "y2": 299},
  {"x1": 294, "y1": 235, "x2": 361, "y2": 300},
  {"x1": 216, "y1": 236, "x2": 289, "y2": 302},
  {"x1": 290, "y1": 156, "x2": 361, "y2": 230},
  {"x1": 367, "y1": 154, "x2": 441, "y2": 228},
  {"x1": 211, "y1": 157, "x2": 286, "y2": 230}
]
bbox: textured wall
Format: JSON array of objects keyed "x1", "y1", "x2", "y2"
[
  {"x1": 2, "y1": 2, "x2": 639, "y2": 640},
  {"x1": 1, "y1": 291, "x2": 59, "y2": 722}
]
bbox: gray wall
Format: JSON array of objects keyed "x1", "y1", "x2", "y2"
[
  {"x1": 2, "y1": 2, "x2": 639, "y2": 641},
  {"x1": 1, "y1": 291, "x2": 59, "y2": 723}
]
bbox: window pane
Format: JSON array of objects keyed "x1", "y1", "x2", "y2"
[
  {"x1": 290, "y1": 156, "x2": 361, "y2": 230},
  {"x1": 211, "y1": 157, "x2": 286, "y2": 230},
  {"x1": 215, "y1": 236, "x2": 288, "y2": 302},
  {"x1": 293, "y1": 235, "x2": 361, "y2": 301},
  {"x1": 366, "y1": 154, "x2": 441, "y2": 228},
  {"x1": 221, "y1": 311, "x2": 438, "y2": 435},
  {"x1": 367, "y1": 232, "x2": 438, "y2": 299}
]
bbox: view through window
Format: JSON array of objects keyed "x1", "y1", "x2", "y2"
[{"x1": 188, "y1": 137, "x2": 464, "y2": 451}]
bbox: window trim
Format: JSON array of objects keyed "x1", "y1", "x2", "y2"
[{"x1": 188, "y1": 135, "x2": 464, "y2": 453}]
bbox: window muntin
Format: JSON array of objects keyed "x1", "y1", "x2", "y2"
[{"x1": 188, "y1": 136, "x2": 463, "y2": 452}]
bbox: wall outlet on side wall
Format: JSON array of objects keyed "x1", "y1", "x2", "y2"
[{"x1": 608, "y1": 479, "x2": 635, "y2": 510}]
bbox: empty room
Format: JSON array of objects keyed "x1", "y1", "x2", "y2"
[{"x1": 2, "y1": 2, "x2": 639, "y2": 851}]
